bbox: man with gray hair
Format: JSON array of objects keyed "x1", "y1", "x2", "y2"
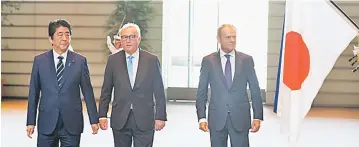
[{"x1": 98, "y1": 22, "x2": 167, "y2": 147}]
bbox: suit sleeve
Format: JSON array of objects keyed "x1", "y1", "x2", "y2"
[
  {"x1": 246, "y1": 56, "x2": 263, "y2": 120},
  {"x1": 80, "y1": 58, "x2": 99, "y2": 124},
  {"x1": 196, "y1": 57, "x2": 210, "y2": 121},
  {"x1": 98, "y1": 56, "x2": 114, "y2": 118},
  {"x1": 153, "y1": 57, "x2": 167, "y2": 121},
  {"x1": 26, "y1": 57, "x2": 41, "y2": 126}
]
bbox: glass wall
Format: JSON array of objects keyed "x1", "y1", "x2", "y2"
[{"x1": 163, "y1": 0, "x2": 269, "y2": 89}]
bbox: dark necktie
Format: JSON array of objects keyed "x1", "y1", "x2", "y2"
[
  {"x1": 57, "y1": 56, "x2": 64, "y2": 87},
  {"x1": 224, "y1": 54, "x2": 232, "y2": 88}
]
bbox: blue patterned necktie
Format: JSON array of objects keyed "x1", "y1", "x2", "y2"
[
  {"x1": 56, "y1": 56, "x2": 64, "y2": 87},
  {"x1": 224, "y1": 54, "x2": 232, "y2": 88},
  {"x1": 127, "y1": 55, "x2": 134, "y2": 88}
]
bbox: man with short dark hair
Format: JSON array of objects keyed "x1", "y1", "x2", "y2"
[{"x1": 26, "y1": 19, "x2": 99, "y2": 147}]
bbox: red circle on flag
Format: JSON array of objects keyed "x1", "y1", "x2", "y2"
[{"x1": 283, "y1": 31, "x2": 310, "y2": 90}]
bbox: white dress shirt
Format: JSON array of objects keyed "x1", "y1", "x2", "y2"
[
  {"x1": 125, "y1": 48, "x2": 140, "y2": 88},
  {"x1": 127, "y1": 49, "x2": 139, "y2": 109},
  {"x1": 53, "y1": 49, "x2": 68, "y2": 70},
  {"x1": 220, "y1": 48, "x2": 236, "y2": 80}
]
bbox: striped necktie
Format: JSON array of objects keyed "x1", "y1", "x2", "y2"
[{"x1": 57, "y1": 56, "x2": 64, "y2": 87}]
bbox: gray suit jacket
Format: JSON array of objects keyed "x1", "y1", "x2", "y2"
[
  {"x1": 196, "y1": 51, "x2": 263, "y2": 132},
  {"x1": 99, "y1": 49, "x2": 167, "y2": 131}
]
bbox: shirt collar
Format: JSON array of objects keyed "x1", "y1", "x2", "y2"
[
  {"x1": 125, "y1": 48, "x2": 140, "y2": 59},
  {"x1": 219, "y1": 48, "x2": 236, "y2": 58},
  {"x1": 53, "y1": 48, "x2": 69, "y2": 60}
]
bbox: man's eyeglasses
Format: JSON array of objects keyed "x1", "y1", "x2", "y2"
[{"x1": 121, "y1": 35, "x2": 137, "y2": 40}]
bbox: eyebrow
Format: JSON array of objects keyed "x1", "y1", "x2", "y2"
[
  {"x1": 57, "y1": 31, "x2": 70, "y2": 34},
  {"x1": 121, "y1": 34, "x2": 136, "y2": 36}
]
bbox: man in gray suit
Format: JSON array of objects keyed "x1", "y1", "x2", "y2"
[
  {"x1": 98, "y1": 23, "x2": 167, "y2": 147},
  {"x1": 196, "y1": 24, "x2": 263, "y2": 147}
]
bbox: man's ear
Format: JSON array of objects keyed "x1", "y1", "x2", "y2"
[{"x1": 48, "y1": 37, "x2": 53, "y2": 46}]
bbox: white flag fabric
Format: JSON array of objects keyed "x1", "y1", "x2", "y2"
[{"x1": 273, "y1": 0, "x2": 358, "y2": 146}]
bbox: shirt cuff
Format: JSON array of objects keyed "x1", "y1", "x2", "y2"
[
  {"x1": 198, "y1": 118, "x2": 207, "y2": 124},
  {"x1": 99, "y1": 117, "x2": 107, "y2": 120}
]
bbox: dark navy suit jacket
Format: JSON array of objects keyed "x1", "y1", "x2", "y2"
[{"x1": 26, "y1": 50, "x2": 99, "y2": 135}]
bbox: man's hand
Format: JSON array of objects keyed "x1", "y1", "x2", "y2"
[
  {"x1": 91, "y1": 124, "x2": 99, "y2": 134},
  {"x1": 250, "y1": 120, "x2": 261, "y2": 133},
  {"x1": 99, "y1": 119, "x2": 108, "y2": 130},
  {"x1": 155, "y1": 120, "x2": 165, "y2": 131},
  {"x1": 199, "y1": 122, "x2": 209, "y2": 132},
  {"x1": 26, "y1": 125, "x2": 35, "y2": 138}
]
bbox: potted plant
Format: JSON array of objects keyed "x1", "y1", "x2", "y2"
[{"x1": 105, "y1": 1, "x2": 154, "y2": 53}]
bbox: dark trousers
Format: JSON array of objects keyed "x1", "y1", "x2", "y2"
[
  {"x1": 210, "y1": 113, "x2": 249, "y2": 147},
  {"x1": 37, "y1": 114, "x2": 81, "y2": 147},
  {"x1": 112, "y1": 110, "x2": 154, "y2": 147}
]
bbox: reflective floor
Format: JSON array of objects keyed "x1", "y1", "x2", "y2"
[{"x1": 1, "y1": 99, "x2": 359, "y2": 147}]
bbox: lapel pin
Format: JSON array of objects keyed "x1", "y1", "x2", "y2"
[{"x1": 68, "y1": 60, "x2": 75, "y2": 66}]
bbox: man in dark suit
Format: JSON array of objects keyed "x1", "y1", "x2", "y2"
[
  {"x1": 26, "y1": 19, "x2": 99, "y2": 147},
  {"x1": 98, "y1": 23, "x2": 167, "y2": 147},
  {"x1": 196, "y1": 24, "x2": 263, "y2": 147}
]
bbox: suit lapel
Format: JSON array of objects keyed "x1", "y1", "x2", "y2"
[
  {"x1": 132, "y1": 50, "x2": 147, "y2": 91},
  {"x1": 215, "y1": 51, "x2": 229, "y2": 89},
  {"x1": 47, "y1": 50, "x2": 60, "y2": 91},
  {"x1": 58, "y1": 51, "x2": 74, "y2": 91},
  {"x1": 230, "y1": 51, "x2": 242, "y2": 90},
  {"x1": 120, "y1": 51, "x2": 133, "y2": 90}
]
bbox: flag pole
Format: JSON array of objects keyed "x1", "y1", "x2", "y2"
[
  {"x1": 329, "y1": 0, "x2": 359, "y2": 30},
  {"x1": 273, "y1": 5, "x2": 286, "y2": 114}
]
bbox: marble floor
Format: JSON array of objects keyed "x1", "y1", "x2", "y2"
[{"x1": 1, "y1": 99, "x2": 359, "y2": 147}]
